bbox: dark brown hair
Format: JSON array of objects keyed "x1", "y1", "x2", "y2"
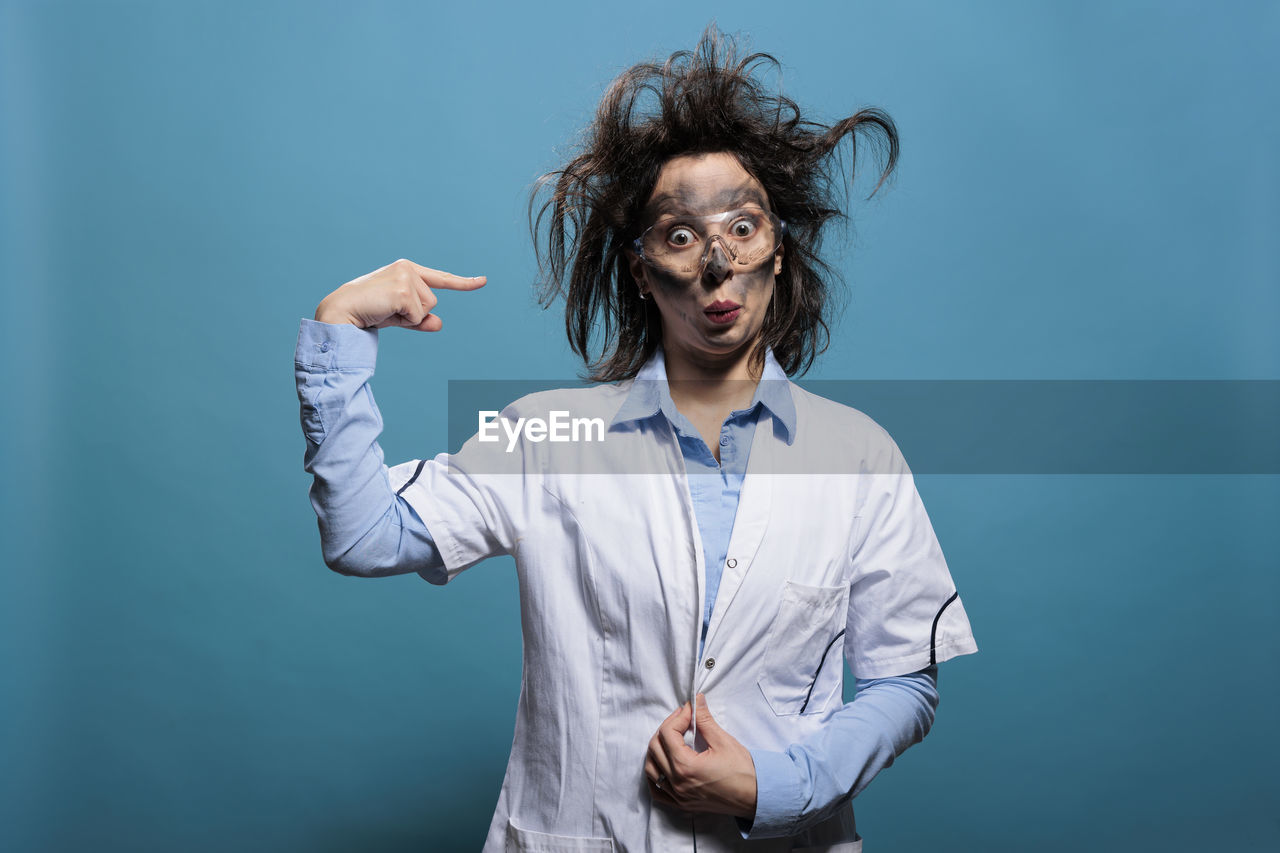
[{"x1": 529, "y1": 23, "x2": 899, "y2": 382}]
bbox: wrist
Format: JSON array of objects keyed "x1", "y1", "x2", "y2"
[{"x1": 314, "y1": 297, "x2": 360, "y2": 327}]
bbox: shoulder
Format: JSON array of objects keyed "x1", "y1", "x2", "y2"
[
  {"x1": 500, "y1": 381, "x2": 630, "y2": 422},
  {"x1": 483, "y1": 382, "x2": 640, "y2": 475},
  {"x1": 788, "y1": 383, "x2": 906, "y2": 475}
]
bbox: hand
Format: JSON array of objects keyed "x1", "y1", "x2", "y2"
[
  {"x1": 644, "y1": 693, "x2": 758, "y2": 821},
  {"x1": 314, "y1": 258, "x2": 486, "y2": 331}
]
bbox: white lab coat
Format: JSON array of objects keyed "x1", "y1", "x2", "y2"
[{"x1": 390, "y1": 365, "x2": 978, "y2": 852}]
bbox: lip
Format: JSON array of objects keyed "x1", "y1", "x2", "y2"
[
  {"x1": 704, "y1": 301, "x2": 742, "y2": 326},
  {"x1": 704, "y1": 300, "x2": 741, "y2": 313}
]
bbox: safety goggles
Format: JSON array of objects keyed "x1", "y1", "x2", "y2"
[{"x1": 631, "y1": 207, "x2": 787, "y2": 278}]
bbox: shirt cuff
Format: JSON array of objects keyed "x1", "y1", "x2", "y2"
[
  {"x1": 295, "y1": 317, "x2": 379, "y2": 371},
  {"x1": 736, "y1": 746, "x2": 806, "y2": 839}
]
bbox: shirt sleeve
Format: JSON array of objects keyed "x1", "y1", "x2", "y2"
[
  {"x1": 736, "y1": 665, "x2": 939, "y2": 839},
  {"x1": 844, "y1": 431, "x2": 979, "y2": 679},
  {"x1": 294, "y1": 318, "x2": 446, "y2": 582},
  {"x1": 387, "y1": 395, "x2": 540, "y2": 583}
]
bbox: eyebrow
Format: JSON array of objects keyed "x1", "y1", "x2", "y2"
[{"x1": 646, "y1": 183, "x2": 768, "y2": 217}]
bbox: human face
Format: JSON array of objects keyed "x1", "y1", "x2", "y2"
[{"x1": 627, "y1": 152, "x2": 784, "y2": 373}]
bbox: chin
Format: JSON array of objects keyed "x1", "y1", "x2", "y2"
[{"x1": 701, "y1": 330, "x2": 755, "y2": 351}]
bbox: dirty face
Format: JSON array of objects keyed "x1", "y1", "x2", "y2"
[{"x1": 627, "y1": 152, "x2": 784, "y2": 372}]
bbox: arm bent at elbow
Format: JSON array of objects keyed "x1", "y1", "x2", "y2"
[
  {"x1": 739, "y1": 665, "x2": 940, "y2": 839},
  {"x1": 321, "y1": 494, "x2": 445, "y2": 581},
  {"x1": 295, "y1": 317, "x2": 446, "y2": 580}
]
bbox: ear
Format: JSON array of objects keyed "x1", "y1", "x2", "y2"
[
  {"x1": 773, "y1": 242, "x2": 785, "y2": 277},
  {"x1": 626, "y1": 248, "x2": 649, "y2": 295}
]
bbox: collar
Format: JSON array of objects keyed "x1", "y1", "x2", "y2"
[{"x1": 609, "y1": 342, "x2": 797, "y2": 444}]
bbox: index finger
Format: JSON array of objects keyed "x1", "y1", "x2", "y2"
[
  {"x1": 657, "y1": 704, "x2": 695, "y2": 763},
  {"x1": 404, "y1": 260, "x2": 488, "y2": 291}
]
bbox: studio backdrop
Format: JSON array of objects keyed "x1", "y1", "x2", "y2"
[{"x1": 2, "y1": 1, "x2": 1276, "y2": 851}]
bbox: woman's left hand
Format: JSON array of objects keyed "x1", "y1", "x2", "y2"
[{"x1": 644, "y1": 693, "x2": 758, "y2": 821}]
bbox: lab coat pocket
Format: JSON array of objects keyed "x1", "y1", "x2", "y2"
[
  {"x1": 505, "y1": 818, "x2": 614, "y2": 852},
  {"x1": 758, "y1": 580, "x2": 849, "y2": 716}
]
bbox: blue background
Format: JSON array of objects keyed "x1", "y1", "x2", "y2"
[{"x1": 2, "y1": 1, "x2": 1277, "y2": 850}]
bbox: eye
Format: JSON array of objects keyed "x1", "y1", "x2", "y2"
[
  {"x1": 729, "y1": 216, "x2": 759, "y2": 238},
  {"x1": 666, "y1": 226, "x2": 697, "y2": 248}
]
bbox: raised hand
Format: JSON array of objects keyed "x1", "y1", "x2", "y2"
[{"x1": 314, "y1": 258, "x2": 486, "y2": 331}]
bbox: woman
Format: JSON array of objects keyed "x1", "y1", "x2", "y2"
[{"x1": 295, "y1": 26, "x2": 978, "y2": 852}]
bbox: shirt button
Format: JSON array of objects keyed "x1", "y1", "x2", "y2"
[
  {"x1": 719, "y1": 435, "x2": 729, "y2": 446},
  {"x1": 726, "y1": 558, "x2": 737, "y2": 569},
  {"x1": 704, "y1": 657, "x2": 716, "y2": 670},
  {"x1": 318, "y1": 341, "x2": 331, "y2": 352}
]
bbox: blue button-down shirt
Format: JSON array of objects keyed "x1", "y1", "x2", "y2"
[
  {"x1": 608, "y1": 342, "x2": 797, "y2": 657},
  {"x1": 295, "y1": 318, "x2": 940, "y2": 840}
]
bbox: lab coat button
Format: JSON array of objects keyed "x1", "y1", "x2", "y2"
[
  {"x1": 704, "y1": 657, "x2": 716, "y2": 669},
  {"x1": 726, "y1": 557, "x2": 737, "y2": 569}
]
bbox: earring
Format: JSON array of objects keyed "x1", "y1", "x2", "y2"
[{"x1": 638, "y1": 288, "x2": 649, "y2": 301}]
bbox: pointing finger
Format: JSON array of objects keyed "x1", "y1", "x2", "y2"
[{"x1": 398, "y1": 259, "x2": 487, "y2": 292}]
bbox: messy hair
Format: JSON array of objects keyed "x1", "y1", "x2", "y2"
[{"x1": 530, "y1": 23, "x2": 899, "y2": 382}]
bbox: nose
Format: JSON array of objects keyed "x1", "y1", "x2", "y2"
[{"x1": 700, "y1": 237, "x2": 734, "y2": 284}]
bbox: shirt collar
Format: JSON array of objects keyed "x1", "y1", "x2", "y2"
[{"x1": 609, "y1": 343, "x2": 797, "y2": 444}]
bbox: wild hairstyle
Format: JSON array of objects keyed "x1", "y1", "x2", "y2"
[{"x1": 529, "y1": 23, "x2": 899, "y2": 382}]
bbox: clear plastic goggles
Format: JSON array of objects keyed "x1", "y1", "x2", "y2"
[{"x1": 632, "y1": 207, "x2": 786, "y2": 277}]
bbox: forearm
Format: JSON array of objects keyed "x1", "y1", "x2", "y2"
[
  {"x1": 295, "y1": 318, "x2": 445, "y2": 579},
  {"x1": 739, "y1": 665, "x2": 939, "y2": 839}
]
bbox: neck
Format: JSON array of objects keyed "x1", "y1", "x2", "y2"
[{"x1": 661, "y1": 338, "x2": 764, "y2": 413}]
